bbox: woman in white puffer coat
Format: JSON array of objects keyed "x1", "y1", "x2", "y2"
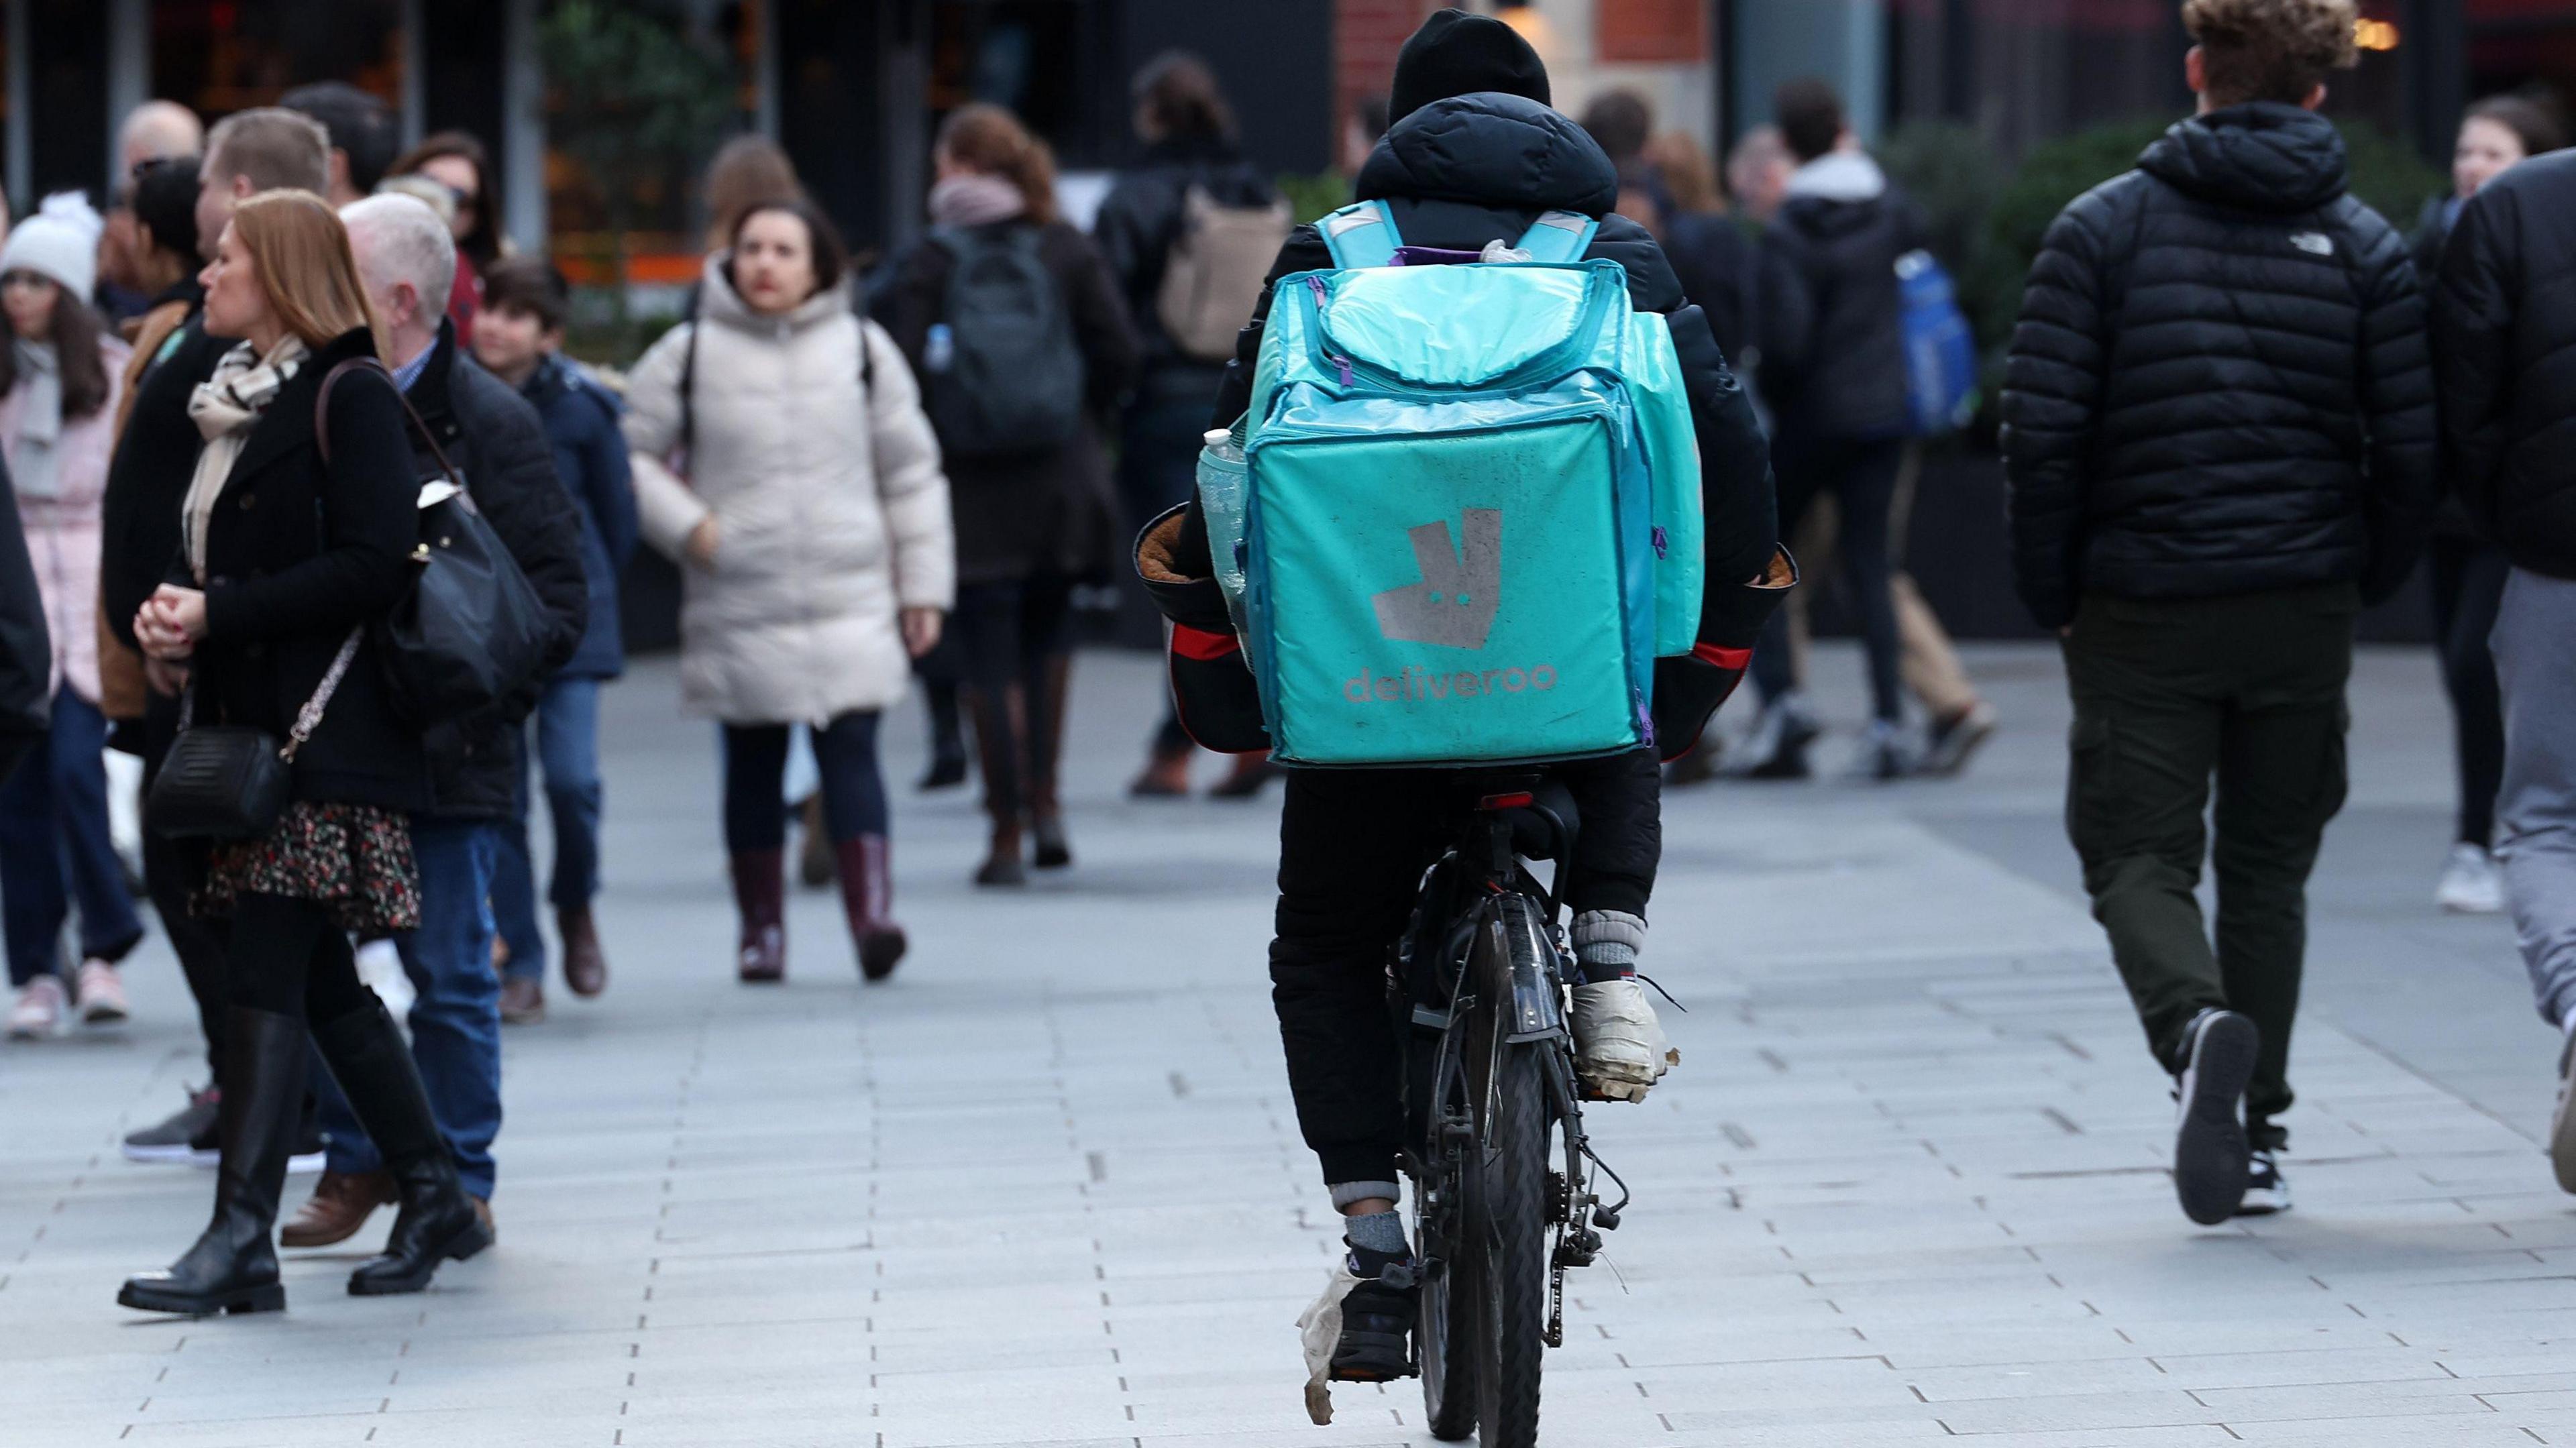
[{"x1": 624, "y1": 199, "x2": 953, "y2": 986}]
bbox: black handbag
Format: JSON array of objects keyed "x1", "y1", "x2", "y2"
[
  {"x1": 148, "y1": 628, "x2": 363, "y2": 840},
  {"x1": 315, "y1": 359, "x2": 549, "y2": 726}
]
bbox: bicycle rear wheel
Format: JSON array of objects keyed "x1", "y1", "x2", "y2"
[{"x1": 1465, "y1": 896, "x2": 1553, "y2": 1448}]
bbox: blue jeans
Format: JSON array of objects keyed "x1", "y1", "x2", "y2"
[
  {"x1": 313, "y1": 818, "x2": 502, "y2": 1199},
  {"x1": 0, "y1": 691, "x2": 144, "y2": 985},
  {"x1": 493, "y1": 678, "x2": 604, "y2": 983}
]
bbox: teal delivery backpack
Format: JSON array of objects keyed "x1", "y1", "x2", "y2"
[{"x1": 1194, "y1": 201, "x2": 1705, "y2": 768}]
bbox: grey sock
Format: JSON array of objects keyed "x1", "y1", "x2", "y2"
[
  {"x1": 1344, "y1": 1208, "x2": 1407, "y2": 1257},
  {"x1": 1572, "y1": 909, "x2": 1646, "y2": 984}
]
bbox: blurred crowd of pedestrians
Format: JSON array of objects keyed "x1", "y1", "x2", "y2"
[{"x1": 0, "y1": 0, "x2": 2565, "y2": 1319}]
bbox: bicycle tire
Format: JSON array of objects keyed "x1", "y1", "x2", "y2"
[
  {"x1": 1466, "y1": 895, "x2": 1552, "y2": 1448},
  {"x1": 1417, "y1": 1195, "x2": 1479, "y2": 1441}
]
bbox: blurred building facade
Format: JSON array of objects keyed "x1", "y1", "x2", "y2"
[{"x1": 9, "y1": 3, "x2": 2572, "y2": 282}]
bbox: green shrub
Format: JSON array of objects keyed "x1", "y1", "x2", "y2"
[{"x1": 1276, "y1": 171, "x2": 1354, "y2": 227}]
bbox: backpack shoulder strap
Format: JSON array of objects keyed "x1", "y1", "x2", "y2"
[
  {"x1": 678, "y1": 290, "x2": 703, "y2": 461},
  {"x1": 1513, "y1": 210, "x2": 1598, "y2": 264},
  {"x1": 1318, "y1": 201, "x2": 1400, "y2": 270}
]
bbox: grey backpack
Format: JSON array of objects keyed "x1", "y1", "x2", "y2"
[{"x1": 924, "y1": 225, "x2": 1084, "y2": 458}]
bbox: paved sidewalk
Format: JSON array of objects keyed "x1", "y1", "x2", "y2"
[{"x1": 2, "y1": 644, "x2": 2569, "y2": 1447}]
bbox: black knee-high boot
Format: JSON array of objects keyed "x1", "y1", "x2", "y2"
[
  {"x1": 311, "y1": 997, "x2": 492, "y2": 1295},
  {"x1": 119, "y1": 1006, "x2": 305, "y2": 1315}
]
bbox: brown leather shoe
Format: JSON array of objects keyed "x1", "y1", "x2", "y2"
[
  {"x1": 278, "y1": 1168, "x2": 396, "y2": 1249},
  {"x1": 499, "y1": 974, "x2": 545, "y2": 1025},
  {"x1": 558, "y1": 907, "x2": 608, "y2": 997},
  {"x1": 472, "y1": 1195, "x2": 495, "y2": 1243}
]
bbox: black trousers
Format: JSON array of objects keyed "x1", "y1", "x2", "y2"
[
  {"x1": 139, "y1": 693, "x2": 231, "y2": 1080},
  {"x1": 2428, "y1": 535, "x2": 2510, "y2": 848},
  {"x1": 952, "y1": 576, "x2": 1077, "y2": 819},
  {"x1": 224, "y1": 891, "x2": 374, "y2": 1023},
  {"x1": 1270, "y1": 750, "x2": 1660, "y2": 1191},
  {"x1": 1753, "y1": 435, "x2": 1904, "y2": 720},
  {"x1": 2062, "y1": 585, "x2": 2356, "y2": 1150},
  {"x1": 720, "y1": 712, "x2": 888, "y2": 852}
]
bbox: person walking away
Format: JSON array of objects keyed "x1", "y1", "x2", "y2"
[
  {"x1": 391, "y1": 132, "x2": 502, "y2": 345},
  {"x1": 1644, "y1": 131, "x2": 1756, "y2": 365},
  {"x1": 1136, "y1": 7, "x2": 1784, "y2": 1396},
  {"x1": 1093, "y1": 54, "x2": 1285, "y2": 801},
  {"x1": 1752, "y1": 79, "x2": 1925, "y2": 780},
  {"x1": 2430, "y1": 125, "x2": 2576, "y2": 1192},
  {"x1": 0, "y1": 195, "x2": 146, "y2": 1038},
  {"x1": 103, "y1": 109, "x2": 335, "y2": 1164},
  {"x1": 625, "y1": 199, "x2": 952, "y2": 981},
  {"x1": 2414, "y1": 97, "x2": 2562, "y2": 915},
  {"x1": 879, "y1": 105, "x2": 1138, "y2": 885},
  {"x1": 277, "y1": 195, "x2": 586, "y2": 1253},
  {"x1": 2003, "y1": 0, "x2": 2433, "y2": 1225},
  {"x1": 120, "y1": 189, "x2": 487, "y2": 1315},
  {"x1": 475, "y1": 258, "x2": 637, "y2": 1024}
]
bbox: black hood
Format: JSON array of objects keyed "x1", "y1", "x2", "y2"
[
  {"x1": 1390, "y1": 8, "x2": 1549, "y2": 125},
  {"x1": 1356, "y1": 93, "x2": 1617, "y2": 217},
  {"x1": 2138, "y1": 103, "x2": 2348, "y2": 213}
]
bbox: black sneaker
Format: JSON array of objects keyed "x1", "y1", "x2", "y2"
[
  {"x1": 1328, "y1": 1256, "x2": 1417, "y2": 1382},
  {"x1": 2174, "y1": 1008, "x2": 2258, "y2": 1225},
  {"x1": 2237, "y1": 1149, "x2": 2290, "y2": 1216},
  {"x1": 1921, "y1": 702, "x2": 1999, "y2": 777},
  {"x1": 121, "y1": 1087, "x2": 219, "y2": 1165}
]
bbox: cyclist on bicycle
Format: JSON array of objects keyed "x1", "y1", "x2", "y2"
[{"x1": 1134, "y1": 7, "x2": 1786, "y2": 1396}]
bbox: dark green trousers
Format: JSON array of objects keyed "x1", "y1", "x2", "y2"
[{"x1": 2061, "y1": 584, "x2": 2356, "y2": 1149}]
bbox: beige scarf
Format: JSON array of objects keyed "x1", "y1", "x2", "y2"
[{"x1": 182, "y1": 335, "x2": 308, "y2": 582}]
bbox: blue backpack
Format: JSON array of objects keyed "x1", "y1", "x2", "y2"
[
  {"x1": 1896, "y1": 248, "x2": 1978, "y2": 437},
  {"x1": 1193, "y1": 201, "x2": 1705, "y2": 769}
]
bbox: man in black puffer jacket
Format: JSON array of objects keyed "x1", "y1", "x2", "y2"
[
  {"x1": 288, "y1": 197, "x2": 586, "y2": 1254},
  {"x1": 1134, "y1": 9, "x2": 1783, "y2": 1405},
  {"x1": 2002, "y1": 0, "x2": 2434, "y2": 1229},
  {"x1": 2431, "y1": 146, "x2": 2576, "y2": 1191}
]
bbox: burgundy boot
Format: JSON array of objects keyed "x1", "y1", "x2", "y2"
[
  {"x1": 835, "y1": 836, "x2": 908, "y2": 983},
  {"x1": 730, "y1": 848, "x2": 786, "y2": 983}
]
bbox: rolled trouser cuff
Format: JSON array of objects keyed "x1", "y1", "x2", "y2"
[{"x1": 1329, "y1": 1179, "x2": 1403, "y2": 1211}]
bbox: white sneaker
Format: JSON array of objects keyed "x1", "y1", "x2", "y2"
[
  {"x1": 2436, "y1": 844, "x2": 2506, "y2": 914},
  {"x1": 1571, "y1": 978, "x2": 1676, "y2": 1101},
  {"x1": 7, "y1": 977, "x2": 65, "y2": 1039},
  {"x1": 75, "y1": 959, "x2": 128, "y2": 1025}
]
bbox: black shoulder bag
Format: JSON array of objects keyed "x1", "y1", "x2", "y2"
[
  {"x1": 316, "y1": 358, "x2": 549, "y2": 725},
  {"x1": 150, "y1": 629, "x2": 362, "y2": 840}
]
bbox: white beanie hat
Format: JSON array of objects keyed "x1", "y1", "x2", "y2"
[{"x1": 0, "y1": 192, "x2": 103, "y2": 301}]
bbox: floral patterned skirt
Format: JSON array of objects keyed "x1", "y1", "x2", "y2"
[{"x1": 193, "y1": 802, "x2": 422, "y2": 935}]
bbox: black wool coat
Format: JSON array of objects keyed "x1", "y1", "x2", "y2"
[
  {"x1": 2432, "y1": 148, "x2": 2576, "y2": 581},
  {"x1": 184, "y1": 326, "x2": 431, "y2": 812},
  {"x1": 1999, "y1": 102, "x2": 2438, "y2": 630}
]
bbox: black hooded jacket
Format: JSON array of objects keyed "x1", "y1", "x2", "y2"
[
  {"x1": 2432, "y1": 148, "x2": 2576, "y2": 580},
  {"x1": 1757, "y1": 160, "x2": 1926, "y2": 443},
  {"x1": 1140, "y1": 91, "x2": 1786, "y2": 760},
  {"x1": 1999, "y1": 103, "x2": 2437, "y2": 629}
]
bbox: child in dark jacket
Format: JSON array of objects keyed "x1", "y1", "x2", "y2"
[
  {"x1": 1132, "y1": 7, "x2": 1788, "y2": 1400},
  {"x1": 472, "y1": 258, "x2": 639, "y2": 1021}
]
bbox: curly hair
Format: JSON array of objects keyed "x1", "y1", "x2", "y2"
[{"x1": 2182, "y1": 0, "x2": 2359, "y2": 108}]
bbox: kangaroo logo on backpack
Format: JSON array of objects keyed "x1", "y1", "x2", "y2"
[
  {"x1": 1195, "y1": 200, "x2": 1708, "y2": 768},
  {"x1": 1373, "y1": 511, "x2": 1501, "y2": 649}
]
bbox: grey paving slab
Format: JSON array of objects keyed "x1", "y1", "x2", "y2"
[{"x1": 3, "y1": 645, "x2": 2573, "y2": 1445}]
